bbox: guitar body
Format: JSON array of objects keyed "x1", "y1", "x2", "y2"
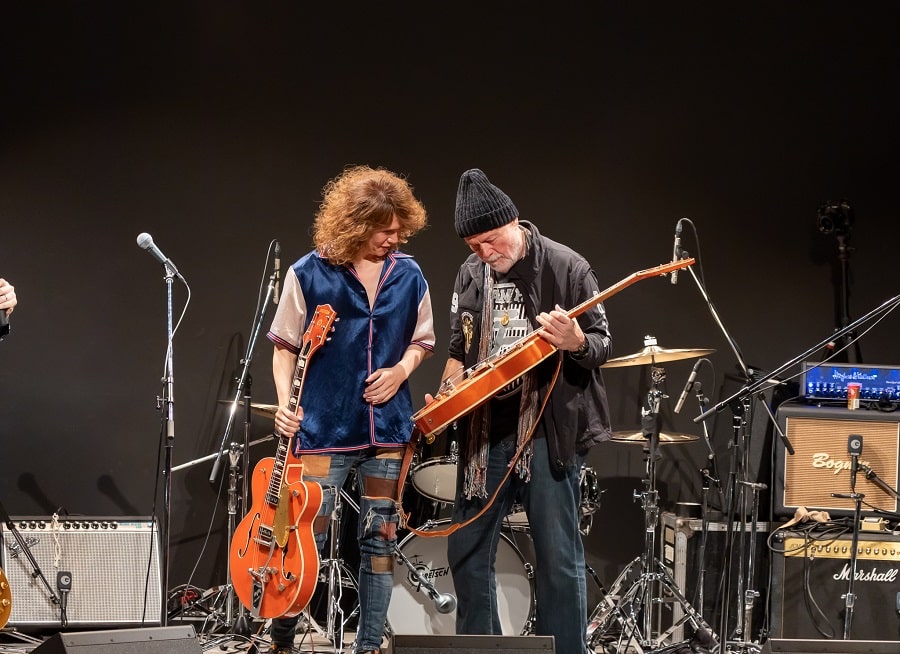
[
  {"x1": 0, "y1": 566, "x2": 11, "y2": 628},
  {"x1": 413, "y1": 334, "x2": 556, "y2": 435},
  {"x1": 230, "y1": 454, "x2": 323, "y2": 619}
]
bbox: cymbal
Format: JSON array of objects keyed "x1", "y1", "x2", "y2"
[
  {"x1": 611, "y1": 430, "x2": 698, "y2": 444},
  {"x1": 218, "y1": 399, "x2": 278, "y2": 418},
  {"x1": 601, "y1": 345, "x2": 715, "y2": 368}
]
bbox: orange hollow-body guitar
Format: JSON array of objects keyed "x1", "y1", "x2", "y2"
[
  {"x1": 412, "y1": 259, "x2": 695, "y2": 437},
  {"x1": 229, "y1": 304, "x2": 336, "y2": 619}
]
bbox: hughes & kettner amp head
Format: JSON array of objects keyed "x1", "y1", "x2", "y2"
[{"x1": 801, "y1": 360, "x2": 900, "y2": 404}]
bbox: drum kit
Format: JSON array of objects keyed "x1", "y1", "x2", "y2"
[
  {"x1": 391, "y1": 336, "x2": 718, "y2": 647},
  {"x1": 206, "y1": 338, "x2": 717, "y2": 650}
]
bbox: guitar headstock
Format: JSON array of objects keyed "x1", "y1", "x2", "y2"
[
  {"x1": 302, "y1": 304, "x2": 338, "y2": 357},
  {"x1": 641, "y1": 257, "x2": 695, "y2": 279}
]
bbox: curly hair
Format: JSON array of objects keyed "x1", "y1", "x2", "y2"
[{"x1": 313, "y1": 165, "x2": 428, "y2": 266}]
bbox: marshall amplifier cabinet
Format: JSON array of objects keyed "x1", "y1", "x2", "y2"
[
  {"x1": 770, "y1": 528, "x2": 900, "y2": 641},
  {"x1": 774, "y1": 404, "x2": 900, "y2": 518},
  {"x1": 0, "y1": 516, "x2": 162, "y2": 627}
]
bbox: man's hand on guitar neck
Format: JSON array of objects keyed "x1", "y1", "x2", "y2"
[{"x1": 535, "y1": 303, "x2": 585, "y2": 352}]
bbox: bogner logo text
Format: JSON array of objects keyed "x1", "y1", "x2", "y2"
[{"x1": 810, "y1": 452, "x2": 871, "y2": 474}]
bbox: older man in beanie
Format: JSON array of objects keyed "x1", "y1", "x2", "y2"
[{"x1": 432, "y1": 169, "x2": 612, "y2": 653}]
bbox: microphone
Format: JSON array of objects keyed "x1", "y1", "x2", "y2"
[
  {"x1": 273, "y1": 240, "x2": 281, "y2": 305},
  {"x1": 674, "y1": 358, "x2": 703, "y2": 414},
  {"x1": 0, "y1": 308, "x2": 8, "y2": 339},
  {"x1": 136, "y1": 232, "x2": 185, "y2": 280},
  {"x1": 430, "y1": 589, "x2": 457, "y2": 614},
  {"x1": 848, "y1": 433, "x2": 862, "y2": 491},
  {"x1": 670, "y1": 220, "x2": 683, "y2": 285}
]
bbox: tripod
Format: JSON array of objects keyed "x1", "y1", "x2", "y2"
[{"x1": 587, "y1": 367, "x2": 717, "y2": 652}]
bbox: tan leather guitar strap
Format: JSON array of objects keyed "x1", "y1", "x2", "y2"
[{"x1": 395, "y1": 352, "x2": 562, "y2": 538}]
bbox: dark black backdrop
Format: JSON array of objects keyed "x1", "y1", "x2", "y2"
[{"x1": 2, "y1": 2, "x2": 900, "y2": 606}]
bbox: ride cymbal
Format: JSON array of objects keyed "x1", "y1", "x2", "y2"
[
  {"x1": 611, "y1": 430, "x2": 698, "y2": 444},
  {"x1": 217, "y1": 399, "x2": 278, "y2": 418},
  {"x1": 601, "y1": 345, "x2": 715, "y2": 368}
]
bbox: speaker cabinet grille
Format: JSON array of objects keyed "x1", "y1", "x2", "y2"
[
  {"x1": 774, "y1": 405, "x2": 900, "y2": 517},
  {"x1": 0, "y1": 517, "x2": 161, "y2": 627}
]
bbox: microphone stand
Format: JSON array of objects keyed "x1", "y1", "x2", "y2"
[
  {"x1": 158, "y1": 262, "x2": 177, "y2": 626},
  {"x1": 205, "y1": 265, "x2": 279, "y2": 635},
  {"x1": 681, "y1": 260, "x2": 769, "y2": 649},
  {"x1": 831, "y1": 476, "x2": 864, "y2": 638}
]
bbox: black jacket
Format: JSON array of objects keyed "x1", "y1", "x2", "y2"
[{"x1": 447, "y1": 221, "x2": 613, "y2": 471}]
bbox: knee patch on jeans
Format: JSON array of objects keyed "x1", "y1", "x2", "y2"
[
  {"x1": 370, "y1": 554, "x2": 393, "y2": 574},
  {"x1": 313, "y1": 515, "x2": 329, "y2": 536},
  {"x1": 362, "y1": 475, "x2": 399, "y2": 501}
]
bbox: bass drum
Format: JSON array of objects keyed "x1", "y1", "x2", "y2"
[{"x1": 388, "y1": 520, "x2": 534, "y2": 635}]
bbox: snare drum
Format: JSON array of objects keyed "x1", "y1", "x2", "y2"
[
  {"x1": 411, "y1": 456, "x2": 458, "y2": 504},
  {"x1": 388, "y1": 519, "x2": 534, "y2": 635}
]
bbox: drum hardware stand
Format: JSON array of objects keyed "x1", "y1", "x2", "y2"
[
  {"x1": 303, "y1": 483, "x2": 362, "y2": 652},
  {"x1": 587, "y1": 367, "x2": 718, "y2": 653}
]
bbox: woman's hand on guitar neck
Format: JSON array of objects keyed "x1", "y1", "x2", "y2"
[{"x1": 274, "y1": 405, "x2": 303, "y2": 436}]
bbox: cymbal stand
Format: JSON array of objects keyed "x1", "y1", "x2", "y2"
[
  {"x1": 586, "y1": 367, "x2": 718, "y2": 652},
  {"x1": 309, "y1": 483, "x2": 361, "y2": 651}
]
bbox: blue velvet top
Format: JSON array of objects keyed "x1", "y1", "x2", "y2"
[{"x1": 267, "y1": 250, "x2": 435, "y2": 453}]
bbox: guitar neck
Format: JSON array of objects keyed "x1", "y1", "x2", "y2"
[
  {"x1": 262, "y1": 304, "x2": 337, "y2": 504},
  {"x1": 566, "y1": 257, "x2": 695, "y2": 321}
]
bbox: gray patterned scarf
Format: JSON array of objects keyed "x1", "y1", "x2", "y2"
[{"x1": 462, "y1": 263, "x2": 538, "y2": 499}]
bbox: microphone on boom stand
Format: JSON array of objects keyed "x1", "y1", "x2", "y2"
[
  {"x1": 848, "y1": 433, "x2": 862, "y2": 492},
  {"x1": 670, "y1": 219, "x2": 683, "y2": 285}
]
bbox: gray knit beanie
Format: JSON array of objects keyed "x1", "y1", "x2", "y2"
[{"x1": 454, "y1": 169, "x2": 519, "y2": 238}]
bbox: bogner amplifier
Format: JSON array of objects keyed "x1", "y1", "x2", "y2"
[
  {"x1": 770, "y1": 528, "x2": 900, "y2": 641},
  {"x1": 774, "y1": 405, "x2": 900, "y2": 518},
  {"x1": 0, "y1": 517, "x2": 162, "y2": 627}
]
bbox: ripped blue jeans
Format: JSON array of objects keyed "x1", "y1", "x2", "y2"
[{"x1": 269, "y1": 449, "x2": 401, "y2": 653}]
